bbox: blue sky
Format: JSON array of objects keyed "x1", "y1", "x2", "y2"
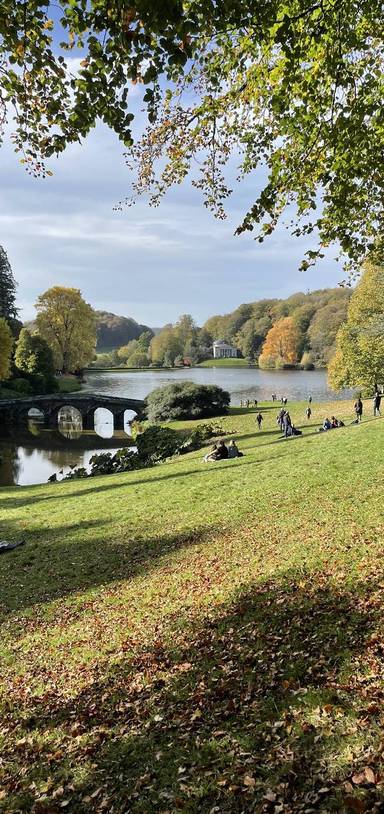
[{"x1": 0, "y1": 78, "x2": 346, "y2": 327}]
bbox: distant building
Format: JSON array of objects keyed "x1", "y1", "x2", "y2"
[{"x1": 213, "y1": 339, "x2": 238, "y2": 359}]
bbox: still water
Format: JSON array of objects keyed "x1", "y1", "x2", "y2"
[
  {"x1": 82, "y1": 366, "x2": 344, "y2": 403},
  {"x1": 0, "y1": 368, "x2": 349, "y2": 487}
]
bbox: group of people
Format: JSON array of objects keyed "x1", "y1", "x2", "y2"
[
  {"x1": 240, "y1": 398, "x2": 259, "y2": 408},
  {"x1": 276, "y1": 408, "x2": 302, "y2": 438},
  {"x1": 271, "y1": 394, "x2": 291, "y2": 404},
  {"x1": 203, "y1": 438, "x2": 243, "y2": 462},
  {"x1": 319, "y1": 415, "x2": 345, "y2": 431},
  {"x1": 204, "y1": 389, "x2": 382, "y2": 463},
  {"x1": 353, "y1": 392, "x2": 382, "y2": 423}
]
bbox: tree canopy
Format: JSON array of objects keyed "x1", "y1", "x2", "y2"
[
  {"x1": 328, "y1": 263, "x2": 384, "y2": 392},
  {"x1": 14, "y1": 327, "x2": 56, "y2": 390},
  {"x1": 0, "y1": 317, "x2": 14, "y2": 380},
  {"x1": 1, "y1": 1, "x2": 383, "y2": 272},
  {"x1": 146, "y1": 381, "x2": 230, "y2": 421},
  {"x1": 35, "y1": 286, "x2": 96, "y2": 373},
  {"x1": 0, "y1": 245, "x2": 18, "y2": 326}
]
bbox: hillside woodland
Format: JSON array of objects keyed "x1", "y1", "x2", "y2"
[
  {"x1": 94, "y1": 288, "x2": 351, "y2": 369},
  {"x1": 95, "y1": 311, "x2": 153, "y2": 351}
]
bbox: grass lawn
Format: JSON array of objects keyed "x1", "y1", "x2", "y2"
[
  {"x1": 198, "y1": 358, "x2": 254, "y2": 367},
  {"x1": 56, "y1": 375, "x2": 83, "y2": 393},
  {"x1": 1, "y1": 400, "x2": 384, "y2": 812}
]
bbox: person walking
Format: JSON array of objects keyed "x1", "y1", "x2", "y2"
[
  {"x1": 283, "y1": 396, "x2": 288, "y2": 406},
  {"x1": 373, "y1": 391, "x2": 382, "y2": 416},
  {"x1": 354, "y1": 396, "x2": 363, "y2": 423},
  {"x1": 308, "y1": 395, "x2": 312, "y2": 404},
  {"x1": 306, "y1": 406, "x2": 312, "y2": 420},
  {"x1": 256, "y1": 412, "x2": 263, "y2": 430}
]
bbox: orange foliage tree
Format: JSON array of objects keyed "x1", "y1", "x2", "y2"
[{"x1": 258, "y1": 317, "x2": 302, "y2": 369}]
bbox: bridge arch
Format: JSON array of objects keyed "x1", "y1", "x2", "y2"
[
  {"x1": 58, "y1": 405, "x2": 83, "y2": 439},
  {"x1": 94, "y1": 407, "x2": 114, "y2": 438}
]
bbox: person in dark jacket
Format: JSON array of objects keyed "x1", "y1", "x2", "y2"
[
  {"x1": 373, "y1": 391, "x2": 382, "y2": 416},
  {"x1": 256, "y1": 412, "x2": 263, "y2": 430},
  {"x1": 277, "y1": 408, "x2": 286, "y2": 432},
  {"x1": 354, "y1": 396, "x2": 363, "y2": 422},
  {"x1": 215, "y1": 440, "x2": 229, "y2": 459},
  {"x1": 283, "y1": 411, "x2": 292, "y2": 437}
]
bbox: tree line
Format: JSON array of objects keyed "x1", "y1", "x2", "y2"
[
  {"x1": 98, "y1": 289, "x2": 351, "y2": 371},
  {"x1": 0, "y1": 247, "x2": 97, "y2": 396},
  {"x1": 1, "y1": 242, "x2": 383, "y2": 395}
]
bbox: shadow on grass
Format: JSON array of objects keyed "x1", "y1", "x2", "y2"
[
  {"x1": 0, "y1": 450, "x2": 288, "y2": 511},
  {"x1": 0, "y1": 520, "x2": 215, "y2": 614},
  {"x1": 2, "y1": 571, "x2": 384, "y2": 812}
]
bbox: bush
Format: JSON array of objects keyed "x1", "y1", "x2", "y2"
[
  {"x1": 145, "y1": 381, "x2": 230, "y2": 422},
  {"x1": 136, "y1": 425, "x2": 181, "y2": 463},
  {"x1": 9, "y1": 377, "x2": 34, "y2": 394}
]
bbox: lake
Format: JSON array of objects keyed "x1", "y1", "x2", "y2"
[{"x1": 0, "y1": 367, "x2": 350, "y2": 487}]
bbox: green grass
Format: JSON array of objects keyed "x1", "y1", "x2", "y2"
[
  {"x1": 198, "y1": 357, "x2": 254, "y2": 367},
  {"x1": 1, "y1": 400, "x2": 384, "y2": 812},
  {"x1": 56, "y1": 375, "x2": 83, "y2": 393}
]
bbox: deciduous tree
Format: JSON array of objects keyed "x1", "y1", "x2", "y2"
[
  {"x1": 0, "y1": 2, "x2": 382, "y2": 272},
  {"x1": 35, "y1": 287, "x2": 96, "y2": 373},
  {"x1": 259, "y1": 317, "x2": 302, "y2": 368},
  {"x1": 328, "y1": 263, "x2": 384, "y2": 391},
  {"x1": 14, "y1": 327, "x2": 56, "y2": 390}
]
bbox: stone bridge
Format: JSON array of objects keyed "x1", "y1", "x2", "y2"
[{"x1": 0, "y1": 393, "x2": 146, "y2": 432}]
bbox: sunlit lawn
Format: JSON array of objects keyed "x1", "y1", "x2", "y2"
[{"x1": 0, "y1": 400, "x2": 384, "y2": 813}]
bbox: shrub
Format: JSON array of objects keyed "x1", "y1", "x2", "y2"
[
  {"x1": 136, "y1": 425, "x2": 181, "y2": 463},
  {"x1": 145, "y1": 381, "x2": 230, "y2": 422},
  {"x1": 10, "y1": 377, "x2": 34, "y2": 394}
]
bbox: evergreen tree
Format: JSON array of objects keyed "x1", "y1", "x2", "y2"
[
  {"x1": 0, "y1": 318, "x2": 14, "y2": 380},
  {"x1": 0, "y1": 246, "x2": 18, "y2": 324}
]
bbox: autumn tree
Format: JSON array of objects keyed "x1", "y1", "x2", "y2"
[
  {"x1": 35, "y1": 287, "x2": 96, "y2": 373},
  {"x1": 0, "y1": 318, "x2": 14, "y2": 380},
  {"x1": 328, "y1": 263, "x2": 384, "y2": 391},
  {"x1": 259, "y1": 317, "x2": 302, "y2": 369},
  {"x1": 0, "y1": 2, "x2": 382, "y2": 273}
]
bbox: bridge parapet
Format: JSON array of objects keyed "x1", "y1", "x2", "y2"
[{"x1": 0, "y1": 393, "x2": 146, "y2": 432}]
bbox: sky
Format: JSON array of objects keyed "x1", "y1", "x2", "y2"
[{"x1": 0, "y1": 83, "x2": 346, "y2": 328}]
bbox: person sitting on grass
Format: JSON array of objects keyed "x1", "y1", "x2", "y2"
[
  {"x1": 320, "y1": 417, "x2": 332, "y2": 431},
  {"x1": 228, "y1": 439, "x2": 243, "y2": 458},
  {"x1": 204, "y1": 439, "x2": 229, "y2": 462}
]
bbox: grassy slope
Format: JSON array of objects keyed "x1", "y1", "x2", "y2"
[
  {"x1": 1, "y1": 401, "x2": 384, "y2": 813},
  {"x1": 198, "y1": 358, "x2": 253, "y2": 367}
]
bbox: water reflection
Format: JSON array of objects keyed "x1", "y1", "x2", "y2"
[
  {"x1": 0, "y1": 408, "x2": 134, "y2": 487},
  {"x1": 58, "y1": 406, "x2": 82, "y2": 439}
]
